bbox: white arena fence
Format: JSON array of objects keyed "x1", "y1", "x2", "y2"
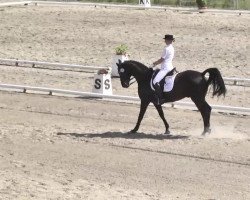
[
  {"x1": 222, "y1": 77, "x2": 250, "y2": 87},
  {"x1": 0, "y1": 58, "x2": 249, "y2": 87},
  {"x1": 0, "y1": 83, "x2": 249, "y2": 115},
  {"x1": 0, "y1": 58, "x2": 108, "y2": 72},
  {"x1": 0, "y1": 1, "x2": 249, "y2": 15}
]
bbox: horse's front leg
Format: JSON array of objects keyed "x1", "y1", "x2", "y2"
[
  {"x1": 130, "y1": 100, "x2": 150, "y2": 133},
  {"x1": 154, "y1": 104, "x2": 170, "y2": 134}
]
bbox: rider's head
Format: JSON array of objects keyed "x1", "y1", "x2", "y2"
[{"x1": 163, "y1": 34, "x2": 175, "y2": 45}]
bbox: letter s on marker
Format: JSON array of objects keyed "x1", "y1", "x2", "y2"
[
  {"x1": 104, "y1": 79, "x2": 110, "y2": 89},
  {"x1": 94, "y1": 79, "x2": 101, "y2": 89}
]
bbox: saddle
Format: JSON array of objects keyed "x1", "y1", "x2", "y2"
[{"x1": 151, "y1": 68, "x2": 177, "y2": 91}]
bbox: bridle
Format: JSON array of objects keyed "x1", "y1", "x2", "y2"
[{"x1": 129, "y1": 76, "x2": 136, "y2": 86}]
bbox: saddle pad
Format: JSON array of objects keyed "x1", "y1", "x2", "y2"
[{"x1": 163, "y1": 74, "x2": 177, "y2": 92}]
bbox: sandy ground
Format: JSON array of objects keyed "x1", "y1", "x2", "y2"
[
  {"x1": 0, "y1": 3, "x2": 249, "y2": 200},
  {"x1": 0, "y1": 92, "x2": 249, "y2": 200},
  {"x1": 0, "y1": 4, "x2": 249, "y2": 77}
]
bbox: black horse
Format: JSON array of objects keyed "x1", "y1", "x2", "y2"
[{"x1": 116, "y1": 60, "x2": 226, "y2": 135}]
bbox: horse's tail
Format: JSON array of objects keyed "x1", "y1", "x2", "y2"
[{"x1": 202, "y1": 68, "x2": 227, "y2": 97}]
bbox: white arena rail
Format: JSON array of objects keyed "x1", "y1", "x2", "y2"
[
  {"x1": 0, "y1": 1, "x2": 31, "y2": 7},
  {"x1": 204, "y1": 75, "x2": 250, "y2": 86},
  {"x1": 223, "y1": 77, "x2": 250, "y2": 86},
  {"x1": 0, "y1": 58, "x2": 108, "y2": 71},
  {"x1": 32, "y1": 1, "x2": 250, "y2": 14},
  {"x1": 0, "y1": 1, "x2": 249, "y2": 15},
  {"x1": 0, "y1": 58, "x2": 249, "y2": 87},
  {"x1": 0, "y1": 83, "x2": 249, "y2": 115}
]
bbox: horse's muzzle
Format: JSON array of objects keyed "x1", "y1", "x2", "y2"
[{"x1": 121, "y1": 80, "x2": 130, "y2": 88}]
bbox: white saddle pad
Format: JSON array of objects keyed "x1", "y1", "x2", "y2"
[{"x1": 163, "y1": 74, "x2": 177, "y2": 92}]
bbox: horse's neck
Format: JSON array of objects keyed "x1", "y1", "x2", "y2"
[
  {"x1": 126, "y1": 61, "x2": 152, "y2": 86},
  {"x1": 133, "y1": 67, "x2": 152, "y2": 86}
]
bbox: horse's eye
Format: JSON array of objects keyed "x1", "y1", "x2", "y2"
[{"x1": 119, "y1": 68, "x2": 125, "y2": 73}]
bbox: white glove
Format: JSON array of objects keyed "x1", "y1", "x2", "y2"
[{"x1": 149, "y1": 64, "x2": 155, "y2": 68}]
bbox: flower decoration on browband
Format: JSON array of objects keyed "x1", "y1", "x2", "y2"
[{"x1": 119, "y1": 68, "x2": 125, "y2": 73}]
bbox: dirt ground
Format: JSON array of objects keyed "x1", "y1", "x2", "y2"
[
  {"x1": 0, "y1": 3, "x2": 249, "y2": 77},
  {"x1": 0, "y1": 92, "x2": 249, "y2": 199},
  {"x1": 0, "y1": 2, "x2": 249, "y2": 200}
]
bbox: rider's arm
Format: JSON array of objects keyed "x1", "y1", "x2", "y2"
[{"x1": 153, "y1": 57, "x2": 164, "y2": 67}]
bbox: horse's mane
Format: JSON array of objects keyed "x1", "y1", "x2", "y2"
[
  {"x1": 124, "y1": 60, "x2": 148, "y2": 70},
  {"x1": 123, "y1": 60, "x2": 153, "y2": 80}
]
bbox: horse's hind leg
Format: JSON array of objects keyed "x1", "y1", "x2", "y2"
[
  {"x1": 201, "y1": 101, "x2": 212, "y2": 135},
  {"x1": 191, "y1": 97, "x2": 212, "y2": 135},
  {"x1": 154, "y1": 104, "x2": 170, "y2": 134}
]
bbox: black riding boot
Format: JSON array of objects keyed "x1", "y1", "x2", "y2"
[{"x1": 154, "y1": 83, "x2": 164, "y2": 105}]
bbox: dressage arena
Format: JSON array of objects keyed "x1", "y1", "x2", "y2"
[{"x1": 0, "y1": 1, "x2": 249, "y2": 199}]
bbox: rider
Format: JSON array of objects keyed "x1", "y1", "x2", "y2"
[{"x1": 152, "y1": 34, "x2": 175, "y2": 105}]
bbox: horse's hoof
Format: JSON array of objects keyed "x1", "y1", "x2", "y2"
[
  {"x1": 165, "y1": 130, "x2": 171, "y2": 135},
  {"x1": 128, "y1": 129, "x2": 137, "y2": 134},
  {"x1": 202, "y1": 127, "x2": 211, "y2": 136}
]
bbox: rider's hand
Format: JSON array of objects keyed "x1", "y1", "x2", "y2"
[{"x1": 149, "y1": 63, "x2": 155, "y2": 68}]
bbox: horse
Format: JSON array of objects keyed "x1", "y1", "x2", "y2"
[{"x1": 116, "y1": 60, "x2": 226, "y2": 135}]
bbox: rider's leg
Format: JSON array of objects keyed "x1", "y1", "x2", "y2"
[
  {"x1": 153, "y1": 69, "x2": 169, "y2": 105},
  {"x1": 154, "y1": 83, "x2": 163, "y2": 105},
  {"x1": 153, "y1": 69, "x2": 169, "y2": 85}
]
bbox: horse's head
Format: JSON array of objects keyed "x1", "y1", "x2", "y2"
[
  {"x1": 116, "y1": 60, "x2": 150, "y2": 88},
  {"x1": 116, "y1": 60, "x2": 133, "y2": 88}
]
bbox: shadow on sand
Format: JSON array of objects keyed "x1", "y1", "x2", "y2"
[{"x1": 57, "y1": 131, "x2": 189, "y2": 140}]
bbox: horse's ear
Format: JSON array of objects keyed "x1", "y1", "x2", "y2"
[{"x1": 116, "y1": 59, "x2": 122, "y2": 67}]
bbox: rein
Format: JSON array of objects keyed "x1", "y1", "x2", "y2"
[{"x1": 129, "y1": 76, "x2": 136, "y2": 86}]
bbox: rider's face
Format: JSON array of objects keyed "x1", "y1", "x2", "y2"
[{"x1": 165, "y1": 39, "x2": 172, "y2": 45}]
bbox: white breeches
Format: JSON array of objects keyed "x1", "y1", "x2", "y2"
[{"x1": 153, "y1": 69, "x2": 170, "y2": 85}]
